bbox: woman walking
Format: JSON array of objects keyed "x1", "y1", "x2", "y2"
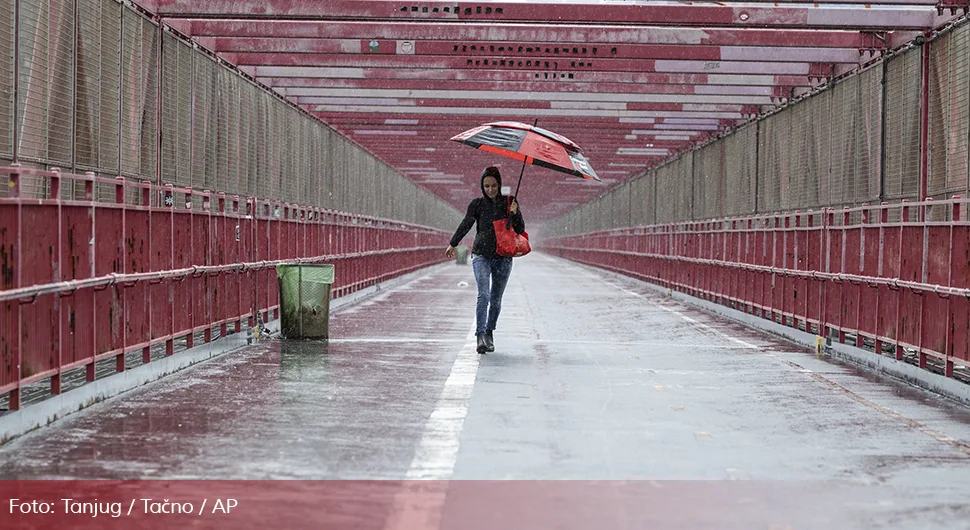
[{"x1": 445, "y1": 166, "x2": 525, "y2": 353}]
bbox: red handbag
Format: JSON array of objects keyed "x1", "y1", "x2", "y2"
[{"x1": 493, "y1": 197, "x2": 531, "y2": 257}]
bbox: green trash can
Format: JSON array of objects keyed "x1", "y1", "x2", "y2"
[
  {"x1": 276, "y1": 264, "x2": 335, "y2": 339},
  {"x1": 456, "y1": 245, "x2": 469, "y2": 265}
]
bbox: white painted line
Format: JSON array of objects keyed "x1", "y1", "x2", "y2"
[
  {"x1": 382, "y1": 322, "x2": 481, "y2": 530},
  {"x1": 404, "y1": 321, "x2": 480, "y2": 480}
]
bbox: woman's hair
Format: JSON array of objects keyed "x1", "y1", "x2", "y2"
[{"x1": 481, "y1": 166, "x2": 501, "y2": 180}]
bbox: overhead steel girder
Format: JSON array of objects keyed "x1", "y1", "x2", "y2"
[
  {"x1": 295, "y1": 95, "x2": 768, "y2": 108},
  {"x1": 309, "y1": 105, "x2": 747, "y2": 119},
  {"x1": 164, "y1": 20, "x2": 885, "y2": 49},
  {"x1": 314, "y1": 115, "x2": 734, "y2": 127},
  {"x1": 269, "y1": 79, "x2": 778, "y2": 97},
  {"x1": 249, "y1": 68, "x2": 819, "y2": 88},
  {"x1": 223, "y1": 52, "x2": 821, "y2": 77},
  {"x1": 197, "y1": 37, "x2": 866, "y2": 64},
  {"x1": 285, "y1": 88, "x2": 772, "y2": 104},
  {"x1": 154, "y1": 0, "x2": 948, "y2": 30}
]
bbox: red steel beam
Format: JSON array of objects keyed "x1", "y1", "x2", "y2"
[
  {"x1": 164, "y1": 20, "x2": 882, "y2": 49},
  {"x1": 268, "y1": 78, "x2": 778, "y2": 96},
  {"x1": 223, "y1": 53, "x2": 819, "y2": 76},
  {"x1": 197, "y1": 37, "x2": 867, "y2": 64},
  {"x1": 250, "y1": 68, "x2": 818, "y2": 87},
  {"x1": 153, "y1": 1, "x2": 945, "y2": 30}
]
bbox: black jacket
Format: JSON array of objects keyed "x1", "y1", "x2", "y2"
[{"x1": 449, "y1": 196, "x2": 525, "y2": 259}]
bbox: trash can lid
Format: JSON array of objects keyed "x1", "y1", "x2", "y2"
[{"x1": 276, "y1": 264, "x2": 335, "y2": 284}]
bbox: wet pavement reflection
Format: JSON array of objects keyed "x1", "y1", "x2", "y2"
[{"x1": 2, "y1": 254, "x2": 970, "y2": 528}]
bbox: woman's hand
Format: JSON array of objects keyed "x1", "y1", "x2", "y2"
[
  {"x1": 445, "y1": 245, "x2": 456, "y2": 258},
  {"x1": 510, "y1": 198, "x2": 519, "y2": 215}
]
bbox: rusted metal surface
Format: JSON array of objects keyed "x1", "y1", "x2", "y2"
[
  {"x1": 154, "y1": 0, "x2": 943, "y2": 30},
  {"x1": 0, "y1": 165, "x2": 450, "y2": 410}
]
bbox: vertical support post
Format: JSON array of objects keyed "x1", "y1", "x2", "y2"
[
  {"x1": 945, "y1": 196, "x2": 960, "y2": 377},
  {"x1": 218, "y1": 192, "x2": 228, "y2": 340},
  {"x1": 165, "y1": 184, "x2": 175, "y2": 356},
  {"x1": 203, "y1": 191, "x2": 212, "y2": 345},
  {"x1": 84, "y1": 172, "x2": 96, "y2": 382},
  {"x1": 7, "y1": 165, "x2": 22, "y2": 409},
  {"x1": 896, "y1": 200, "x2": 909, "y2": 360},
  {"x1": 51, "y1": 169, "x2": 63, "y2": 395},
  {"x1": 918, "y1": 35, "x2": 931, "y2": 222},
  {"x1": 185, "y1": 187, "x2": 194, "y2": 350},
  {"x1": 115, "y1": 177, "x2": 126, "y2": 373},
  {"x1": 919, "y1": 198, "x2": 932, "y2": 369},
  {"x1": 142, "y1": 181, "x2": 152, "y2": 365}
]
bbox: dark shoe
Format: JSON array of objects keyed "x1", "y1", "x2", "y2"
[
  {"x1": 476, "y1": 334, "x2": 487, "y2": 354},
  {"x1": 484, "y1": 331, "x2": 495, "y2": 352}
]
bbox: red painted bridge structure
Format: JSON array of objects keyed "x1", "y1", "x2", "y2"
[{"x1": 3, "y1": 1, "x2": 970, "y2": 527}]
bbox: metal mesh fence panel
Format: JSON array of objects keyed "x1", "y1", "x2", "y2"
[
  {"x1": 0, "y1": 0, "x2": 14, "y2": 160},
  {"x1": 17, "y1": 0, "x2": 74, "y2": 179},
  {"x1": 692, "y1": 141, "x2": 722, "y2": 220},
  {"x1": 236, "y1": 78, "x2": 252, "y2": 198},
  {"x1": 852, "y1": 65, "x2": 883, "y2": 204},
  {"x1": 655, "y1": 154, "x2": 692, "y2": 223},
  {"x1": 787, "y1": 92, "x2": 824, "y2": 209},
  {"x1": 264, "y1": 91, "x2": 282, "y2": 200},
  {"x1": 160, "y1": 32, "x2": 191, "y2": 187},
  {"x1": 928, "y1": 24, "x2": 970, "y2": 196},
  {"x1": 757, "y1": 109, "x2": 788, "y2": 212},
  {"x1": 75, "y1": 0, "x2": 121, "y2": 179},
  {"x1": 120, "y1": 7, "x2": 157, "y2": 180},
  {"x1": 828, "y1": 79, "x2": 855, "y2": 206},
  {"x1": 722, "y1": 123, "x2": 757, "y2": 217},
  {"x1": 190, "y1": 51, "x2": 210, "y2": 190},
  {"x1": 629, "y1": 170, "x2": 655, "y2": 226},
  {"x1": 610, "y1": 181, "x2": 630, "y2": 228},
  {"x1": 214, "y1": 67, "x2": 234, "y2": 196},
  {"x1": 883, "y1": 46, "x2": 923, "y2": 200}
]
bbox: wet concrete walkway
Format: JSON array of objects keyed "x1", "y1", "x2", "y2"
[{"x1": 3, "y1": 253, "x2": 970, "y2": 528}]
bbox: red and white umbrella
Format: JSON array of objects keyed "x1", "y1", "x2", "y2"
[{"x1": 451, "y1": 121, "x2": 600, "y2": 198}]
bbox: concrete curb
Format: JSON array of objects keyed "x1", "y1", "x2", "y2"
[
  {"x1": 0, "y1": 262, "x2": 451, "y2": 445},
  {"x1": 576, "y1": 260, "x2": 970, "y2": 408}
]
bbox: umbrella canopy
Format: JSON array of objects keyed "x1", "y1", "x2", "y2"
[{"x1": 451, "y1": 121, "x2": 600, "y2": 182}]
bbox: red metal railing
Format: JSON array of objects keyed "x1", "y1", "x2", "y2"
[
  {"x1": 543, "y1": 197, "x2": 970, "y2": 379},
  {"x1": 0, "y1": 165, "x2": 450, "y2": 410}
]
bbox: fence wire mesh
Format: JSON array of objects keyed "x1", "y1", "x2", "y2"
[
  {"x1": 928, "y1": 24, "x2": 970, "y2": 196},
  {"x1": 0, "y1": 0, "x2": 14, "y2": 161},
  {"x1": 884, "y1": 47, "x2": 922, "y2": 201},
  {"x1": 722, "y1": 124, "x2": 757, "y2": 217}
]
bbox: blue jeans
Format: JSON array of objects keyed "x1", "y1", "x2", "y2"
[{"x1": 472, "y1": 254, "x2": 513, "y2": 335}]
